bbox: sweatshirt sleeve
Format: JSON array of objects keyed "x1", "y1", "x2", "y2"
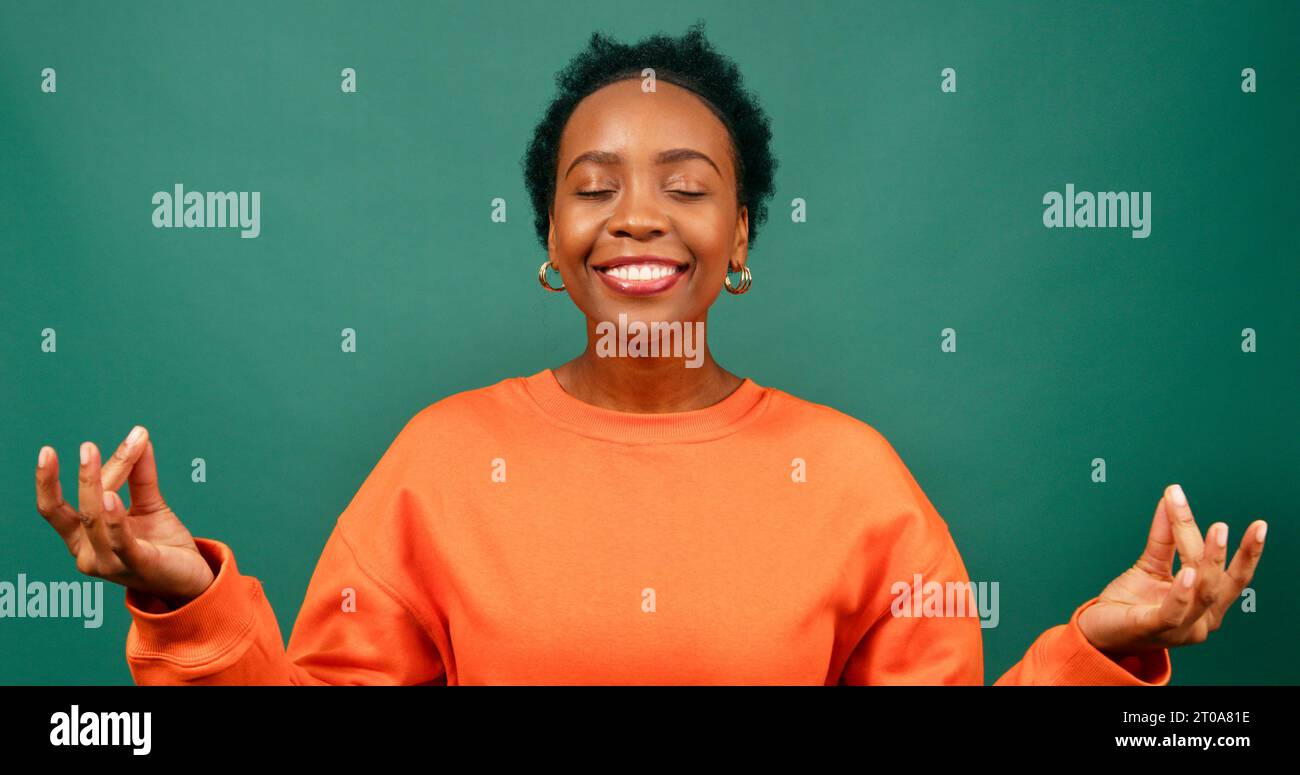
[
  {"x1": 124, "y1": 529, "x2": 445, "y2": 685},
  {"x1": 123, "y1": 411, "x2": 452, "y2": 685},
  {"x1": 992, "y1": 594, "x2": 1172, "y2": 685},
  {"x1": 837, "y1": 426, "x2": 1172, "y2": 686},
  {"x1": 837, "y1": 513, "x2": 1172, "y2": 686}
]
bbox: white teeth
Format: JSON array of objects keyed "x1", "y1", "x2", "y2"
[{"x1": 605, "y1": 264, "x2": 680, "y2": 281}]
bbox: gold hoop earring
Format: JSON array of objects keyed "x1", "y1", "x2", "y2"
[
  {"x1": 538, "y1": 260, "x2": 565, "y2": 292},
  {"x1": 724, "y1": 264, "x2": 752, "y2": 295}
]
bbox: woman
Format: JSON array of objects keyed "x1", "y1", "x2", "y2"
[{"x1": 33, "y1": 23, "x2": 1266, "y2": 685}]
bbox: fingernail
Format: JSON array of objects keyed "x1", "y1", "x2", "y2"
[
  {"x1": 1169, "y1": 484, "x2": 1186, "y2": 506},
  {"x1": 102, "y1": 491, "x2": 114, "y2": 512},
  {"x1": 127, "y1": 426, "x2": 144, "y2": 445},
  {"x1": 1216, "y1": 524, "x2": 1228, "y2": 548},
  {"x1": 80, "y1": 443, "x2": 90, "y2": 466},
  {"x1": 37, "y1": 447, "x2": 49, "y2": 469},
  {"x1": 1256, "y1": 523, "x2": 1267, "y2": 543},
  {"x1": 1182, "y1": 567, "x2": 1197, "y2": 588}
]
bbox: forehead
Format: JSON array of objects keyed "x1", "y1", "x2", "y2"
[{"x1": 558, "y1": 78, "x2": 734, "y2": 176}]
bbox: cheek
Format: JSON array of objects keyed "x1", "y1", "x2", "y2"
[
  {"x1": 676, "y1": 205, "x2": 735, "y2": 262},
  {"x1": 552, "y1": 206, "x2": 603, "y2": 258}
]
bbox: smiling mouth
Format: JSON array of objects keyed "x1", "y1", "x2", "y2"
[
  {"x1": 594, "y1": 262, "x2": 688, "y2": 281},
  {"x1": 592, "y1": 260, "x2": 690, "y2": 296}
]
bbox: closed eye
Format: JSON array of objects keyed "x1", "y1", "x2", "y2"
[{"x1": 575, "y1": 190, "x2": 708, "y2": 199}]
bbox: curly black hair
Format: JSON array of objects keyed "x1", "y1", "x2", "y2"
[{"x1": 521, "y1": 20, "x2": 778, "y2": 250}]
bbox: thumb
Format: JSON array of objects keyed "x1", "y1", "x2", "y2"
[
  {"x1": 1134, "y1": 497, "x2": 1176, "y2": 578},
  {"x1": 101, "y1": 425, "x2": 150, "y2": 493},
  {"x1": 126, "y1": 440, "x2": 167, "y2": 513},
  {"x1": 103, "y1": 490, "x2": 155, "y2": 570}
]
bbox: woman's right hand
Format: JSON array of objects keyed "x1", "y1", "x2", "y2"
[{"x1": 34, "y1": 426, "x2": 216, "y2": 608}]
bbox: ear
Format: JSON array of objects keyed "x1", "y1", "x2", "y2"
[
  {"x1": 730, "y1": 205, "x2": 750, "y2": 271},
  {"x1": 546, "y1": 209, "x2": 556, "y2": 262}
]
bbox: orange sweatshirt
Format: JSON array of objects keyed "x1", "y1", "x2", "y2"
[{"x1": 124, "y1": 369, "x2": 1172, "y2": 685}]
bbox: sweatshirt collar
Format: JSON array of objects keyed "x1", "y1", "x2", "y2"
[{"x1": 517, "y1": 368, "x2": 772, "y2": 444}]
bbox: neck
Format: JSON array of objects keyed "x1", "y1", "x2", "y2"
[{"x1": 552, "y1": 314, "x2": 743, "y2": 413}]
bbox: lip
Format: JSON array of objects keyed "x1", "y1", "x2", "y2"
[{"x1": 590, "y1": 255, "x2": 690, "y2": 297}]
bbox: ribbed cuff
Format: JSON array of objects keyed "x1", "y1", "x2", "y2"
[
  {"x1": 1051, "y1": 596, "x2": 1172, "y2": 685},
  {"x1": 124, "y1": 537, "x2": 262, "y2": 667}
]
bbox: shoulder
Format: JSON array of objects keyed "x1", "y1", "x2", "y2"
[
  {"x1": 413, "y1": 374, "x2": 520, "y2": 421},
  {"x1": 764, "y1": 385, "x2": 902, "y2": 462},
  {"x1": 764, "y1": 385, "x2": 940, "y2": 515},
  {"x1": 387, "y1": 374, "x2": 525, "y2": 452}
]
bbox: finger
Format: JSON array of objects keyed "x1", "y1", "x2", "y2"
[
  {"x1": 1163, "y1": 484, "x2": 1205, "y2": 571},
  {"x1": 127, "y1": 439, "x2": 165, "y2": 513},
  {"x1": 1135, "y1": 496, "x2": 1176, "y2": 578},
  {"x1": 76, "y1": 441, "x2": 115, "y2": 562},
  {"x1": 1212, "y1": 520, "x2": 1267, "y2": 622},
  {"x1": 1192, "y1": 522, "x2": 1229, "y2": 628},
  {"x1": 35, "y1": 446, "x2": 84, "y2": 554},
  {"x1": 1206, "y1": 523, "x2": 1229, "y2": 571},
  {"x1": 1137, "y1": 566, "x2": 1198, "y2": 635},
  {"x1": 101, "y1": 425, "x2": 149, "y2": 494},
  {"x1": 101, "y1": 489, "x2": 151, "y2": 568},
  {"x1": 1174, "y1": 534, "x2": 1227, "y2": 633}
]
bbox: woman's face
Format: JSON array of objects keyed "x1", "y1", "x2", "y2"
[{"x1": 548, "y1": 78, "x2": 748, "y2": 329}]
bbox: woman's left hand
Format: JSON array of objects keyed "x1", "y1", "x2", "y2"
[{"x1": 1077, "y1": 484, "x2": 1267, "y2": 654}]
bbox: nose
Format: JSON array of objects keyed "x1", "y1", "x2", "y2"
[{"x1": 606, "y1": 175, "x2": 669, "y2": 240}]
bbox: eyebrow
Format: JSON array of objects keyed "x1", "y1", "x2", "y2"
[{"x1": 563, "y1": 148, "x2": 721, "y2": 179}]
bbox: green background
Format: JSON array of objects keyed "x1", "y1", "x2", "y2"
[{"x1": 1, "y1": 0, "x2": 1295, "y2": 684}]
